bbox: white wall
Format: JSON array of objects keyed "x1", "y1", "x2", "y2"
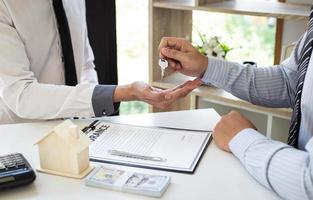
[
  {"x1": 287, "y1": 0, "x2": 313, "y2": 4},
  {"x1": 282, "y1": 20, "x2": 306, "y2": 46},
  {"x1": 281, "y1": 0, "x2": 309, "y2": 48}
]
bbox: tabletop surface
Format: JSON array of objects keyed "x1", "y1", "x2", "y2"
[{"x1": 0, "y1": 109, "x2": 279, "y2": 200}]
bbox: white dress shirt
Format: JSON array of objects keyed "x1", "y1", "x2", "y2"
[
  {"x1": 201, "y1": 33, "x2": 313, "y2": 200},
  {"x1": 0, "y1": 0, "x2": 116, "y2": 124}
]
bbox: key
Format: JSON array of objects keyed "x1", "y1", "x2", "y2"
[{"x1": 158, "y1": 59, "x2": 168, "y2": 79}]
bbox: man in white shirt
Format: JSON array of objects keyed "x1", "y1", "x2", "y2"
[
  {"x1": 0, "y1": 0, "x2": 200, "y2": 124},
  {"x1": 158, "y1": 15, "x2": 313, "y2": 200}
]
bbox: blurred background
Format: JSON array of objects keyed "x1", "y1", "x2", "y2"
[{"x1": 116, "y1": 0, "x2": 277, "y2": 115}]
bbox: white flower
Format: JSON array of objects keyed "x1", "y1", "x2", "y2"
[
  {"x1": 205, "y1": 48, "x2": 213, "y2": 56},
  {"x1": 203, "y1": 42, "x2": 210, "y2": 50},
  {"x1": 195, "y1": 35, "x2": 231, "y2": 59},
  {"x1": 217, "y1": 51, "x2": 226, "y2": 58},
  {"x1": 213, "y1": 45, "x2": 224, "y2": 54},
  {"x1": 208, "y1": 37, "x2": 219, "y2": 48}
]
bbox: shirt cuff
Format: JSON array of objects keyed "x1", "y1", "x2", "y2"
[
  {"x1": 229, "y1": 128, "x2": 267, "y2": 164},
  {"x1": 92, "y1": 85, "x2": 119, "y2": 117},
  {"x1": 201, "y1": 57, "x2": 233, "y2": 87}
]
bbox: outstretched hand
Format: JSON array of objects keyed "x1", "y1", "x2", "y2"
[
  {"x1": 164, "y1": 78, "x2": 203, "y2": 101},
  {"x1": 128, "y1": 79, "x2": 203, "y2": 109}
]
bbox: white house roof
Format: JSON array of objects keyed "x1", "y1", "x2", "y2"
[{"x1": 34, "y1": 120, "x2": 91, "y2": 152}]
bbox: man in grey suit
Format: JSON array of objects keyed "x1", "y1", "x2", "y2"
[{"x1": 159, "y1": 25, "x2": 313, "y2": 199}]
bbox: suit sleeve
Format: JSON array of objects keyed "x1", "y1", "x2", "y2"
[
  {"x1": 201, "y1": 33, "x2": 306, "y2": 108},
  {"x1": 0, "y1": 2, "x2": 97, "y2": 120},
  {"x1": 81, "y1": 1, "x2": 119, "y2": 116},
  {"x1": 229, "y1": 129, "x2": 313, "y2": 200}
]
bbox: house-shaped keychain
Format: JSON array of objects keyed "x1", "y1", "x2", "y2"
[{"x1": 35, "y1": 120, "x2": 94, "y2": 179}]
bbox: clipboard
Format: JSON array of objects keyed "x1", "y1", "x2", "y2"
[{"x1": 83, "y1": 120, "x2": 212, "y2": 174}]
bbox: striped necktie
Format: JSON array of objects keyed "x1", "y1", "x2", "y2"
[
  {"x1": 287, "y1": 6, "x2": 313, "y2": 148},
  {"x1": 52, "y1": 0, "x2": 78, "y2": 86}
]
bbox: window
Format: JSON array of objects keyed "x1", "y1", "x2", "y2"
[
  {"x1": 116, "y1": 1, "x2": 277, "y2": 115},
  {"x1": 193, "y1": 12, "x2": 276, "y2": 66},
  {"x1": 116, "y1": 0, "x2": 149, "y2": 115}
]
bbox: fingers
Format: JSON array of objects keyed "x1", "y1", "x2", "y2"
[
  {"x1": 133, "y1": 82, "x2": 175, "y2": 109},
  {"x1": 165, "y1": 87, "x2": 190, "y2": 100},
  {"x1": 165, "y1": 79, "x2": 202, "y2": 100},
  {"x1": 143, "y1": 88, "x2": 165, "y2": 102},
  {"x1": 158, "y1": 37, "x2": 190, "y2": 71},
  {"x1": 167, "y1": 58, "x2": 182, "y2": 71},
  {"x1": 161, "y1": 48, "x2": 187, "y2": 64},
  {"x1": 172, "y1": 78, "x2": 202, "y2": 91},
  {"x1": 158, "y1": 37, "x2": 185, "y2": 53},
  {"x1": 158, "y1": 52, "x2": 182, "y2": 71},
  {"x1": 141, "y1": 78, "x2": 203, "y2": 109},
  {"x1": 191, "y1": 78, "x2": 203, "y2": 86}
]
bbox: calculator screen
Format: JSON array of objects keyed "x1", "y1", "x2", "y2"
[{"x1": 0, "y1": 176, "x2": 15, "y2": 184}]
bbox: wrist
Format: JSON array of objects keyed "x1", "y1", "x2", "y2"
[
  {"x1": 198, "y1": 55, "x2": 208, "y2": 77},
  {"x1": 228, "y1": 128, "x2": 266, "y2": 163},
  {"x1": 113, "y1": 84, "x2": 136, "y2": 102}
]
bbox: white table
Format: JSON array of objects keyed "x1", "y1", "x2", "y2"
[{"x1": 0, "y1": 109, "x2": 279, "y2": 200}]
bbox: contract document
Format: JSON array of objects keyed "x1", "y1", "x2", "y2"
[{"x1": 85, "y1": 121, "x2": 212, "y2": 173}]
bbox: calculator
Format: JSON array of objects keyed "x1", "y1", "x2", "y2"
[{"x1": 0, "y1": 153, "x2": 36, "y2": 190}]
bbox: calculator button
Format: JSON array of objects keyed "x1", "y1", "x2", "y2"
[
  {"x1": 16, "y1": 160, "x2": 25, "y2": 164},
  {"x1": 0, "y1": 163, "x2": 5, "y2": 169},
  {"x1": 17, "y1": 163, "x2": 26, "y2": 168},
  {"x1": 7, "y1": 163, "x2": 16, "y2": 168}
]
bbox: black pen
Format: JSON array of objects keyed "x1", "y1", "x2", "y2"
[{"x1": 82, "y1": 120, "x2": 100, "y2": 133}]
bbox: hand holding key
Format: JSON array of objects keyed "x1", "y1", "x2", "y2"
[{"x1": 158, "y1": 37, "x2": 208, "y2": 78}]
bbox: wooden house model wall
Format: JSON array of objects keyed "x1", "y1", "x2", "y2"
[{"x1": 35, "y1": 120, "x2": 93, "y2": 178}]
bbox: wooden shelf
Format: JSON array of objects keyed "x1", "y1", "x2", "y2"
[
  {"x1": 152, "y1": 72, "x2": 292, "y2": 119},
  {"x1": 149, "y1": 0, "x2": 296, "y2": 118},
  {"x1": 154, "y1": 0, "x2": 310, "y2": 20},
  {"x1": 154, "y1": 0, "x2": 195, "y2": 10}
]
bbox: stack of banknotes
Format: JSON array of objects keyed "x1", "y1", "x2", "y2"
[{"x1": 85, "y1": 166, "x2": 171, "y2": 198}]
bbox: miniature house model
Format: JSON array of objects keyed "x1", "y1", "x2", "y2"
[{"x1": 35, "y1": 120, "x2": 93, "y2": 179}]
